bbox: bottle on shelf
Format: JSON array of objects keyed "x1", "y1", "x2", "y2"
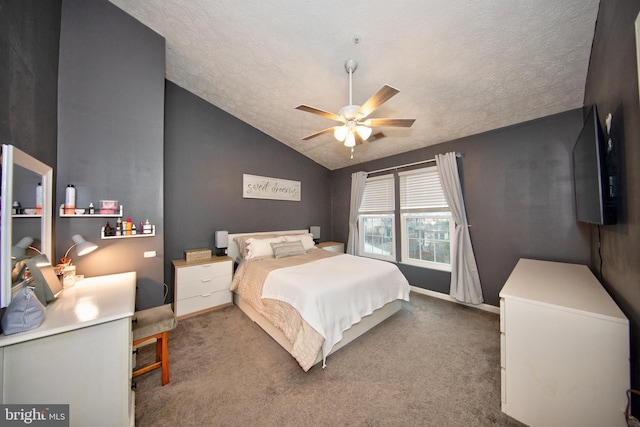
[
  {"x1": 89, "y1": 202, "x2": 95, "y2": 215},
  {"x1": 64, "y1": 184, "x2": 76, "y2": 214},
  {"x1": 104, "y1": 221, "x2": 115, "y2": 237},
  {"x1": 12, "y1": 201, "x2": 21, "y2": 215},
  {"x1": 36, "y1": 183, "x2": 43, "y2": 215},
  {"x1": 116, "y1": 217, "x2": 122, "y2": 236},
  {"x1": 132, "y1": 224, "x2": 137, "y2": 235},
  {"x1": 125, "y1": 217, "x2": 132, "y2": 236},
  {"x1": 143, "y1": 219, "x2": 152, "y2": 234}
]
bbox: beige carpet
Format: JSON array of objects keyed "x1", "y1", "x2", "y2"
[{"x1": 134, "y1": 292, "x2": 525, "y2": 426}]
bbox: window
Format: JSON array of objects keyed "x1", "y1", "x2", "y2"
[
  {"x1": 402, "y1": 212, "x2": 453, "y2": 270},
  {"x1": 357, "y1": 166, "x2": 452, "y2": 271},
  {"x1": 399, "y1": 167, "x2": 452, "y2": 271},
  {"x1": 358, "y1": 175, "x2": 395, "y2": 261}
]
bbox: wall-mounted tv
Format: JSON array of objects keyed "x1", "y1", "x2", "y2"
[{"x1": 572, "y1": 105, "x2": 617, "y2": 225}]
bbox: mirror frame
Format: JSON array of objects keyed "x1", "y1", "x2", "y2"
[{"x1": 1, "y1": 144, "x2": 53, "y2": 307}]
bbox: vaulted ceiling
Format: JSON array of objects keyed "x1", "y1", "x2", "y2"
[{"x1": 110, "y1": 0, "x2": 600, "y2": 170}]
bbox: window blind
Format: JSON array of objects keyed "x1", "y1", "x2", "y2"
[
  {"x1": 399, "y1": 167, "x2": 448, "y2": 210},
  {"x1": 359, "y1": 174, "x2": 395, "y2": 213}
]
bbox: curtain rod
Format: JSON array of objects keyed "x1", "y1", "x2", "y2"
[{"x1": 366, "y1": 152, "x2": 462, "y2": 175}]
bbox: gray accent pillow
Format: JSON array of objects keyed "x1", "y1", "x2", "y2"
[
  {"x1": 270, "y1": 241, "x2": 306, "y2": 259},
  {"x1": 1, "y1": 283, "x2": 45, "y2": 335}
]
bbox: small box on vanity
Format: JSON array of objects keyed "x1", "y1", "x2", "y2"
[{"x1": 184, "y1": 248, "x2": 212, "y2": 262}]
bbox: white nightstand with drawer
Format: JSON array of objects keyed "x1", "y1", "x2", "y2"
[
  {"x1": 172, "y1": 256, "x2": 233, "y2": 319},
  {"x1": 316, "y1": 241, "x2": 345, "y2": 253}
]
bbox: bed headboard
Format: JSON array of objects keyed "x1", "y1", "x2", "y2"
[{"x1": 228, "y1": 229, "x2": 309, "y2": 261}]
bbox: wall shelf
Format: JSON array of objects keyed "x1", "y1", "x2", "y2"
[
  {"x1": 101, "y1": 225, "x2": 155, "y2": 239},
  {"x1": 60, "y1": 204, "x2": 123, "y2": 218}
]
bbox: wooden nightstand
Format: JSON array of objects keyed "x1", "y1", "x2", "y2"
[
  {"x1": 316, "y1": 241, "x2": 345, "y2": 253},
  {"x1": 172, "y1": 256, "x2": 233, "y2": 319}
]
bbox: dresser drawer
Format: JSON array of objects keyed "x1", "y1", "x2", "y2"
[
  {"x1": 175, "y1": 291, "x2": 231, "y2": 317},
  {"x1": 176, "y1": 261, "x2": 231, "y2": 283},
  {"x1": 176, "y1": 275, "x2": 230, "y2": 300}
]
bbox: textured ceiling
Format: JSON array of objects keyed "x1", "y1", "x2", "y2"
[{"x1": 110, "y1": 0, "x2": 600, "y2": 170}]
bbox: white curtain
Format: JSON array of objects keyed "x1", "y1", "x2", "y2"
[
  {"x1": 346, "y1": 171, "x2": 368, "y2": 255},
  {"x1": 435, "y1": 152, "x2": 484, "y2": 304}
]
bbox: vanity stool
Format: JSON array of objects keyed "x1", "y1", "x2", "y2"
[{"x1": 132, "y1": 304, "x2": 178, "y2": 386}]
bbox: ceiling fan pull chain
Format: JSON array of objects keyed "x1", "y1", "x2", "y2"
[{"x1": 350, "y1": 147, "x2": 354, "y2": 159}]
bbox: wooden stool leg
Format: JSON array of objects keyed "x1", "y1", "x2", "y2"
[
  {"x1": 160, "y1": 332, "x2": 169, "y2": 385},
  {"x1": 132, "y1": 332, "x2": 171, "y2": 386}
]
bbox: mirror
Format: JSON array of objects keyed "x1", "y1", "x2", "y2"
[{"x1": 1, "y1": 144, "x2": 53, "y2": 308}]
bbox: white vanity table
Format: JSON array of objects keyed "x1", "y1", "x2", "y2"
[{"x1": 0, "y1": 272, "x2": 137, "y2": 427}]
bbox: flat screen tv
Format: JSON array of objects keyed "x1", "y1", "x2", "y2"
[{"x1": 572, "y1": 105, "x2": 617, "y2": 225}]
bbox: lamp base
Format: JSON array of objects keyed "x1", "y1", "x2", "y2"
[
  {"x1": 215, "y1": 248, "x2": 227, "y2": 256},
  {"x1": 61, "y1": 264, "x2": 76, "y2": 288}
]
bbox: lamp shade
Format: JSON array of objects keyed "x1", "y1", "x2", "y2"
[
  {"x1": 215, "y1": 230, "x2": 228, "y2": 249},
  {"x1": 344, "y1": 131, "x2": 356, "y2": 147},
  {"x1": 11, "y1": 237, "x2": 34, "y2": 258},
  {"x1": 72, "y1": 234, "x2": 98, "y2": 256},
  {"x1": 334, "y1": 126, "x2": 349, "y2": 142},
  {"x1": 310, "y1": 226, "x2": 321, "y2": 239},
  {"x1": 60, "y1": 234, "x2": 97, "y2": 265},
  {"x1": 356, "y1": 125, "x2": 372, "y2": 140}
]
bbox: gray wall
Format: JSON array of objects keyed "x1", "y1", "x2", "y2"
[
  {"x1": 331, "y1": 109, "x2": 589, "y2": 307},
  {"x1": 0, "y1": 0, "x2": 60, "y2": 169},
  {"x1": 57, "y1": 0, "x2": 166, "y2": 309},
  {"x1": 0, "y1": 0, "x2": 61, "y2": 309},
  {"x1": 163, "y1": 81, "x2": 332, "y2": 302},
  {"x1": 583, "y1": 0, "x2": 640, "y2": 408}
]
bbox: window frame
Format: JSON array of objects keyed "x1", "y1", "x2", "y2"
[
  {"x1": 400, "y1": 211, "x2": 454, "y2": 271},
  {"x1": 398, "y1": 166, "x2": 453, "y2": 272},
  {"x1": 357, "y1": 174, "x2": 396, "y2": 262},
  {"x1": 358, "y1": 213, "x2": 396, "y2": 262}
]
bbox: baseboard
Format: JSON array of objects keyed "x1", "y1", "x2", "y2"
[{"x1": 410, "y1": 286, "x2": 500, "y2": 314}]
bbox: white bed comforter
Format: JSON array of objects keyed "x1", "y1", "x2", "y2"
[{"x1": 261, "y1": 253, "x2": 410, "y2": 362}]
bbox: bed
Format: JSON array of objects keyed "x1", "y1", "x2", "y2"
[{"x1": 229, "y1": 230, "x2": 410, "y2": 371}]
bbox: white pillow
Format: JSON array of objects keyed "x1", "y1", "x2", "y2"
[
  {"x1": 245, "y1": 236, "x2": 285, "y2": 259},
  {"x1": 234, "y1": 234, "x2": 278, "y2": 259},
  {"x1": 283, "y1": 233, "x2": 316, "y2": 250}
]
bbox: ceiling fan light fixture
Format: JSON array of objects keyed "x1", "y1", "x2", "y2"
[
  {"x1": 334, "y1": 126, "x2": 349, "y2": 142},
  {"x1": 344, "y1": 131, "x2": 356, "y2": 147},
  {"x1": 356, "y1": 125, "x2": 372, "y2": 140}
]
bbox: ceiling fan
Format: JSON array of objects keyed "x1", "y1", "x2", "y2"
[{"x1": 295, "y1": 59, "x2": 415, "y2": 153}]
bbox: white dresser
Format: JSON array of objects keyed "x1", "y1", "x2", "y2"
[
  {"x1": 500, "y1": 258, "x2": 629, "y2": 427},
  {"x1": 172, "y1": 256, "x2": 233, "y2": 319},
  {"x1": 0, "y1": 272, "x2": 137, "y2": 427}
]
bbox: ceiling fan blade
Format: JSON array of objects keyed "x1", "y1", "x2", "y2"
[
  {"x1": 363, "y1": 118, "x2": 415, "y2": 128},
  {"x1": 356, "y1": 85, "x2": 400, "y2": 119},
  {"x1": 300, "y1": 127, "x2": 337, "y2": 140},
  {"x1": 295, "y1": 105, "x2": 343, "y2": 122}
]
